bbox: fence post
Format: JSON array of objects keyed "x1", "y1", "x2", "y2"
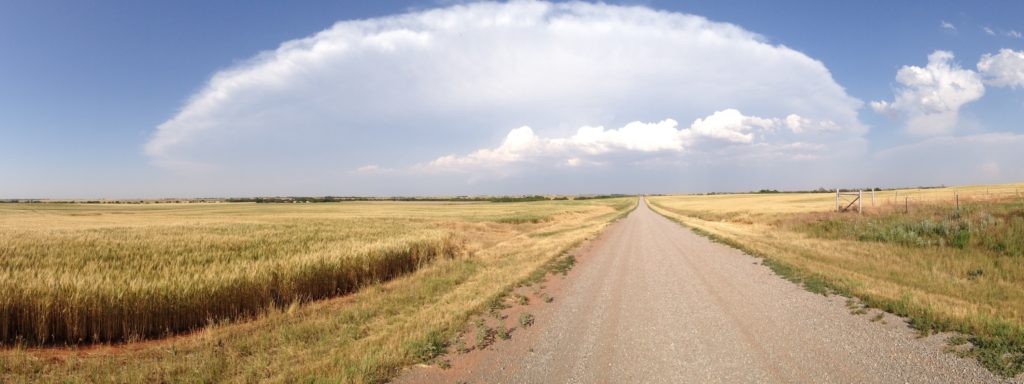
[
  {"x1": 836, "y1": 188, "x2": 840, "y2": 212},
  {"x1": 905, "y1": 197, "x2": 909, "y2": 214},
  {"x1": 956, "y1": 192, "x2": 959, "y2": 211},
  {"x1": 858, "y1": 190, "x2": 863, "y2": 214},
  {"x1": 871, "y1": 190, "x2": 875, "y2": 206}
]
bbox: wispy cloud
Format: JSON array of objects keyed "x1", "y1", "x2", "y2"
[
  {"x1": 941, "y1": 20, "x2": 957, "y2": 32},
  {"x1": 981, "y1": 26, "x2": 1022, "y2": 39},
  {"x1": 352, "y1": 164, "x2": 396, "y2": 175}
]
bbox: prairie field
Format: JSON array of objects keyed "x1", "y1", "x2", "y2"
[
  {"x1": 0, "y1": 198, "x2": 635, "y2": 382},
  {"x1": 647, "y1": 183, "x2": 1024, "y2": 376}
]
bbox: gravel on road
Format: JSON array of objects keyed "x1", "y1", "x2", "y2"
[{"x1": 395, "y1": 198, "x2": 1020, "y2": 383}]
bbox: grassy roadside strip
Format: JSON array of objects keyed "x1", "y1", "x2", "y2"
[
  {"x1": 0, "y1": 198, "x2": 637, "y2": 383},
  {"x1": 348, "y1": 196, "x2": 636, "y2": 381},
  {"x1": 645, "y1": 197, "x2": 1024, "y2": 377},
  {"x1": 409, "y1": 197, "x2": 640, "y2": 366},
  {"x1": 491, "y1": 198, "x2": 634, "y2": 301}
]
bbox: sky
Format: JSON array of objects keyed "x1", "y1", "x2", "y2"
[{"x1": 1, "y1": 0, "x2": 1023, "y2": 198}]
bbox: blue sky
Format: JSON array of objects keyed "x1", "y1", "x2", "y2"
[{"x1": 1, "y1": 0, "x2": 1022, "y2": 198}]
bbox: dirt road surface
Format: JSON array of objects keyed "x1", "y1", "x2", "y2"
[{"x1": 396, "y1": 198, "x2": 1018, "y2": 383}]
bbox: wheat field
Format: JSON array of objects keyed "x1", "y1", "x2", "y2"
[
  {"x1": 0, "y1": 198, "x2": 634, "y2": 383},
  {"x1": 0, "y1": 200, "x2": 625, "y2": 345}
]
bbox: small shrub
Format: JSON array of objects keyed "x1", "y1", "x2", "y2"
[
  {"x1": 967, "y1": 268, "x2": 985, "y2": 280},
  {"x1": 474, "y1": 322, "x2": 493, "y2": 349},
  {"x1": 454, "y1": 339, "x2": 468, "y2": 354},
  {"x1": 486, "y1": 295, "x2": 511, "y2": 314},
  {"x1": 408, "y1": 330, "x2": 447, "y2": 362},
  {"x1": 518, "y1": 313, "x2": 535, "y2": 328},
  {"x1": 951, "y1": 229, "x2": 971, "y2": 249},
  {"x1": 551, "y1": 255, "x2": 576, "y2": 276},
  {"x1": 496, "y1": 324, "x2": 510, "y2": 340},
  {"x1": 516, "y1": 294, "x2": 529, "y2": 306}
]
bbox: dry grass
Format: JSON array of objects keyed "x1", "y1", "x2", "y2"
[
  {"x1": 0, "y1": 198, "x2": 634, "y2": 382},
  {"x1": 647, "y1": 182, "x2": 1024, "y2": 376}
]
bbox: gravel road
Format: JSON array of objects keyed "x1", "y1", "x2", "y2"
[{"x1": 396, "y1": 198, "x2": 1019, "y2": 383}]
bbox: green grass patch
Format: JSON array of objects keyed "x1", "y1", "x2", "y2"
[
  {"x1": 406, "y1": 330, "x2": 448, "y2": 362},
  {"x1": 799, "y1": 199, "x2": 1024, "y2": 257}
]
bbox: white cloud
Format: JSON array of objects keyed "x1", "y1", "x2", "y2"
[
  {"x1": 941, "y1": 20, "x2": 956, "y2": 32},
  {"x1": 978, "y1": 49, "x2": 1024, "y2": 88},
  {"x1": 871, "y1": 50, "x2": 984, "y2": 136},
  {"x1": 983, "y1": 26, "x2": 996, "y2": 36},
  {"x1": 144, "y1": 0, "x2": 864, "y2": 183},
  {"x1": 683, "y1": 109, "x2": 777, "y2": 143},
  {"x1": 1008, "y1": 30, "x2": 1022, "y2": 39},
  {"x1": 427, "y1": 126, "x2": 544, "y2": 170},
  {"x1": 425, "y1": 119, "x2": 686, "y2": 171},
  {"x1": 353, "y1": 164, "x2": 395, "y2": 175},
  {"x1": 784, "y1": 114, "x2": 841, "y2": 134},
  {"x1": 421, "y1": 109, "x2": 850, "y2": 172}
]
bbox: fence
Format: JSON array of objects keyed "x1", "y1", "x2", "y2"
[{"x1": 835, "y1": 186, "x2": 1023, "y2": 214}]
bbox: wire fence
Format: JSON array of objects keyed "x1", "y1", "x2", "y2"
[{"x1": 848, "y1": 186, "x2": 1023, "y2": 213}]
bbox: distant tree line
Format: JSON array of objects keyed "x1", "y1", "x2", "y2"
[{"x1": 222, "y1": 194, "x2": 630, "y2": 204}]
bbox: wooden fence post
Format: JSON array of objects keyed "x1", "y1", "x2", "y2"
[
  {"x1": 835, "y1": 188, "x2": 840, "y2": 212},
  {"x1": 858, "y1": 190, "x2": 863, "y2": 214}
]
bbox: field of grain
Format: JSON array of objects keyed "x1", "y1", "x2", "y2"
[
  {"x1": 647, "y1": 183, "x2": 1024, "y2": 376},
  {"x1": 1, "y1": 204, "x2": 467, "y2": 344},
  {"x1": 0, "y1": 198, "x2": 635, "y2": 382}
]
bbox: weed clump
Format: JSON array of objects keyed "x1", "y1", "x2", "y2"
[
  {"x1": 474, "y1": 320, "x2": 493, "y2": 349},
  {"x1": 515, "y1": 294, "x2": 529, "y2": 306},
  {"x1": 408, "y1": 330, "x2": 447, "y2": 362},
  {"x1": 496, "y1": 324, "x2": 511, "y2": 340},
  {"x1": 551, "y1": 255, "x2": 576, "y2": 275},
  {"x1": 518, "y1": 313, "x2": 535, "y2": 328}
]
